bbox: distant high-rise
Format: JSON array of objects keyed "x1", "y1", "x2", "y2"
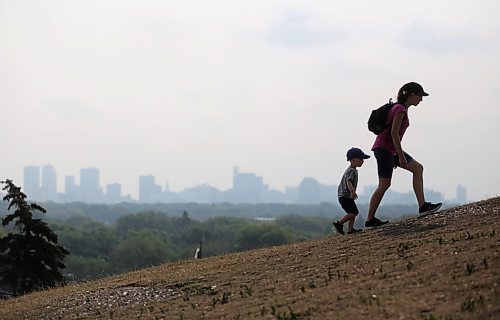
[
  {"x1": 106, "y1": 183, "x2": 122, "y2": 203},
  {"x1": 231, "y1": 167, "x2": 267, "y2": 203},
  {"x1": 41, "y1": 164, "x2": 57, "y2": 202},
  {"x1": 456, "y1": 185, "x2": 467, "y2": 204},
  {"x1": 23, "y1": 166, "x2": 40, "y2": 200},
  {"x1": 296, "y1": 177, "x2": 321, "y2": 204},
  {"x1": 65, "y1": 176, "x2": 76, "y2": 194},
  {"x1": 80, "y1": 168, "x2": 102, "y2": 202},
  {"x1": 63, "y1": 175, "x2": 78, "y2": 202},
  {"x1": 139, "y1": 175, "x2": 162, "y2": 203},
  {"x1": 183, "y1": 184, "x2": 222, "y2": 203},
  {"x1": 80, "y1": 168, "x2": 99, "y2": 191}
]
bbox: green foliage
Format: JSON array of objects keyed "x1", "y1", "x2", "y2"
[
  {"x1": 51, "y1": 217, "x2": 118, "y2": 258},
  {"x1": 0, "y1": 180, "x2": 69, "y2": 296},
  {"x1": 197, "y1": 216, "x2": 248, "y2": 255},
  {"x1": 12, "y1": 201, "x2": 419, "y2": 225},
  {"x1": 275, "y1": 215, "x2": 331, "y2": 240},
  {"x1": 114, "y1": 212, "x2": 172, "y2": 237},
  {"x1": 236, "y1": 223, "x2": 291, "y2": 251},
  {"x1": 110, "y1": 230, "x2": 174, "y2": 272}
]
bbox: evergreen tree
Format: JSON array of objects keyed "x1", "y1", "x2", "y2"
[{"x1": 0, "y1": 180, "x2": 69, "y2": 296}]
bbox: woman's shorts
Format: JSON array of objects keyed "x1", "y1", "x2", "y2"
[
  {"x1": 338, "y1": 197, "x2": 359, "y2": 215},
  {"x1": 373, "y1": 147, "x2": 414, "y2": 179}
]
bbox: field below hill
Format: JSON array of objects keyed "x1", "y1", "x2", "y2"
[{"x1": 1, "y1": 197, "x2": 499, "y2": 319}]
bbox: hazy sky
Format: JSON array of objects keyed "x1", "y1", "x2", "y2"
[{"x1": 1, "y1": 0, "x2": 499, "y2": 202}]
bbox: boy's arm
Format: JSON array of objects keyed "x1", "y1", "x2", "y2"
[{"x1": 346, "y1": 180, "x2": 358, "y2": 200}]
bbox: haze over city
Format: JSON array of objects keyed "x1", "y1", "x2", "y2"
[
  {"x1": 1, "y1": 1, "x2": 499, "y2": 202},
  {"x1": 19, "y1": 164, "x2": 464, "y2": 205}
]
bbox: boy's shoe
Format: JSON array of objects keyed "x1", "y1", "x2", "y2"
[
  {"x1": 347, "y1": 228, "x2": 362, "y2": 234},
  {"x1": 419, "y1": 202, "x2": 442, "y2": 217},
  {"x1": 332, "y1": 221, "x2": 345, "y2": 235},
  {"x1": 364, "y1": 217, "x2": 389, "y2": 228}
]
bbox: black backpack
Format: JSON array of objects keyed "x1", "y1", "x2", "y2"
[{"x1": 368, "y1": 98, "x2": 394, "y2": 135}]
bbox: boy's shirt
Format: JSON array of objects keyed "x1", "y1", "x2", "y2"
[{"x1": 338, "y1": 167, "x2": 358, "y2": 199}]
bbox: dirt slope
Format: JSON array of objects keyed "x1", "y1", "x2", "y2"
[{"x1": 1, "y1": 198, "x2": 499, "y2": 319}]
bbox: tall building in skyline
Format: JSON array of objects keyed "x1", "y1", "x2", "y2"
[
  {"x1": 23, "y1": 165, "x2": 40, "y2": 200},
  {"x1": 41, "y1": 164, "x2": 57, "y2": 202},
  {"x1": 296, "y1": 177, "x2": 321, "y2": 204},
  {"x1": 456, "y1": 185, "x2": 467, "y2": 204},
  {"x1": 63, "y1": 175, "x2": 78, "y2": 202},
  {"x1": 80, "y1": 167, "x2": 102, "y2": 203},
  {"x1": 106, "y1": 183, "x2": 122, "y2": 203},
  {"x1": 139, "y1": 175, "x2": 162, "y2": 203},
  {"x1": 231, "y1": 166, "x2": 268, "y2": 203},
  {"x1": 80, "y1": 168, "x2": 99, "y2": 191},
  {"x1": 65, "y1": 175, "x2": 77, "y2": 194},
  {"x1": 182, "y1": 184, "x2": 222, "y2": 203}
]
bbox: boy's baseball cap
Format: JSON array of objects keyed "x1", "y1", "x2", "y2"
[
  {"x1": 402, "y1": 82, "x2": 429, "y2": 96},
  {"x1": 346, "y1": 147, "x2": 371, "y2": 161}
]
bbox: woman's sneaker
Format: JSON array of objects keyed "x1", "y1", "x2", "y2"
[
  {"x1": 347, "y1": 228, "x2": 362, "y2": 234},
  {"x1": 419, "y1": 202, "x2": 442, "y2": 217},
  {"x1": 364, "y1": 217, "x2": 389, "y2": 228},
  {"x1": 332, "y1": 221, "x2": 345, "y2": 235}
]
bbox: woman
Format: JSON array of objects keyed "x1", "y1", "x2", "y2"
[{"x1": 365, "y1": 82, "x2": 442, "y2": 228}]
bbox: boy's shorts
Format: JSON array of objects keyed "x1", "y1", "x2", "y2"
[
  {"x1": 373, "y1": 147, "x2": 414, "y2": 179},
  {"x1": 338, "y1": 197, "x2": 359, "y2": 215}
]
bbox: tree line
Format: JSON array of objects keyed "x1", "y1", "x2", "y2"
[
  {"x1": 48, "y1": 211, "x2": 333, "y2": 281},
  {"x1": 0, "y1": 200, "x2": 418, "y2": 225}
]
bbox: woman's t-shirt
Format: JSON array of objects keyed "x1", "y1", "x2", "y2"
[{"x1": 371, "y1": 103, "x2": 409, "y2": 155}]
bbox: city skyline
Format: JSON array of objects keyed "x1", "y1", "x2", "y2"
[{"x1": 14, "y1": 164, "x2": 466, "y2": 205}]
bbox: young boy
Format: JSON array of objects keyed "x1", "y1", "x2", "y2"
[{"x1": 333, "y1": 147, "x2": 370, "y2": 235}]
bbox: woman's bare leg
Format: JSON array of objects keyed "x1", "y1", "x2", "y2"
[
  {"x1": 404, "y1": 160, "x2": 425, "y2": 207},
  {"x1": 367, "y1": 178, "x2": 391, "y2": 221}
]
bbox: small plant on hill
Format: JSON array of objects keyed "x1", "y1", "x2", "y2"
[{"x1": 0, "y1": 180, "x2": 69, "y2": 296}]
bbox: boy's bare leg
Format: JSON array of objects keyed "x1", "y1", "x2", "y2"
[
  {"x1": 347, "y1": 217, "x2": 355, "y2": 231},
  {"x1": 340, "y1": 213, "x2": 356, "y2": 225}
]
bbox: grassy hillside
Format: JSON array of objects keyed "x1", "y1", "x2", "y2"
[{"x1": 1, "y1": 197, "x2": 499, "y2": 319}]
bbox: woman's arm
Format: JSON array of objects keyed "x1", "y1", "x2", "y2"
[{"x1": 391, "y1": 112, "x2": 407, "y2": 167}]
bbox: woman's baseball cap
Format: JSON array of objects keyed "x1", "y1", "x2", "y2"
[
  {"x1": 346, "y1": 147, "x2": 371, "y2": 161},
  {"x1": 402, "y1": 82, "x2": 429, "y2": 96}
]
